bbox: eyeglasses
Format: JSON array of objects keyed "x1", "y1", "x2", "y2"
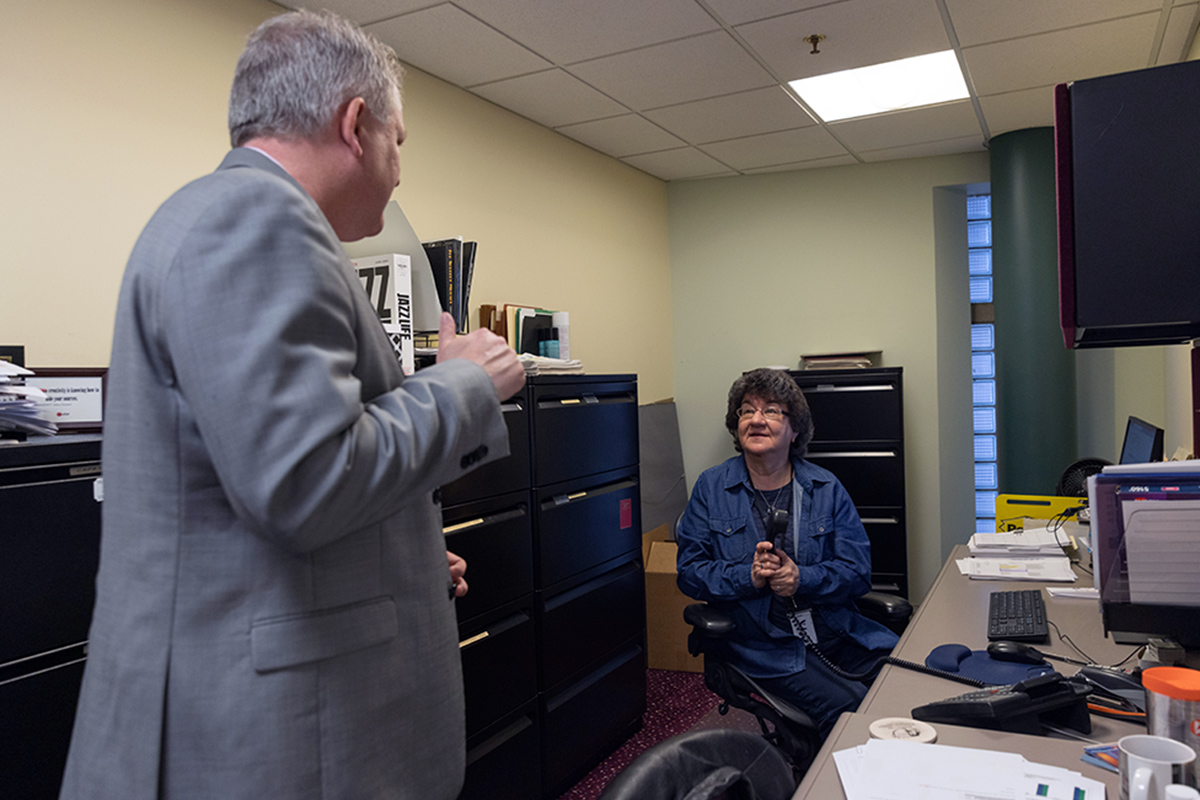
[{"x1": 736, "y1": 406, "x2": 785, "y2": 421}]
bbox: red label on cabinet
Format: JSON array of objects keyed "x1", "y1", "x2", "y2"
[{"x1": 620, "y1": 498, "x2": 632, "y2": 529}]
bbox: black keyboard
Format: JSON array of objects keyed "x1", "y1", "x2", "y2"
[{"x1": 987, "y1": 589, "x2": 1049, "y2": 642}]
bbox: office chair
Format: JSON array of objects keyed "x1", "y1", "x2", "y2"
[
  {"x1": 596, "y1": 728, "x2": 795, "y2": 800},
  {"x1": 674, "y1": 514, "x2": 913, "y2": 776}
]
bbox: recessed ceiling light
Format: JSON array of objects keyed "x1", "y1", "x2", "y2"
[{"x1": 788, "y1": 50, "x2": 969, "y2": 123}]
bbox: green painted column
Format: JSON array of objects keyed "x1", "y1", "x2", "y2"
[{"x1": 991, "y1": 128, "x2": 1077, "y2": 495}]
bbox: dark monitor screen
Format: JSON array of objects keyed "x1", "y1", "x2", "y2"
[{"x1": 1119, "y1": 416, "x2": 1164, "y2": 465}]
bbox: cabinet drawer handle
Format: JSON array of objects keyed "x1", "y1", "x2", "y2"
[
  {"x1": 459, "y1": 631, "x2": 489, "y2": 649},
  {"x1": 860, "y1": 517, "x2": 900, "y2": 525},
  {"x1": 809, "y1": 451, "x2": 896, "y2": 458},
  {"x1": 805, "y1": 384, "x2": 894, "y2": 393},
  {"x1": 443, "y1": 518, "x2": 484, "y2": 534}
]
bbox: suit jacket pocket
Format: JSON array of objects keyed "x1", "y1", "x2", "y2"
[{"x1": 251, "y1": 596, "x2": 398, "y2": 673}]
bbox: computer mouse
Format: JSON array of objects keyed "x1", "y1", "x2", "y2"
[{"x1": 986, "y1": 640, "x2": 1047, "y2": 664}]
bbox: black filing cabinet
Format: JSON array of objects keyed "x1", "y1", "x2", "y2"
[
  {"x1": 0, "y1": 435, "x2": 103, "y2": 800},
  {"x1": 789, "y1": 368, "x2": 909, "y2": 597},
  {"x1": 443, "y1": 375, "x2": 645, "y2": 800}
]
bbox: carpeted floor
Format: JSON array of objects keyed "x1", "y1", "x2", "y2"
[{"x1": 554, "y1": 669, "x2": 720, "y2": 800}]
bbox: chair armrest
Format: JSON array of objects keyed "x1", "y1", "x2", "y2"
[
  {"x1": 683, "y1": 603, "x2": 735, "y2": 637},
  {"x1": 856, "y1": 591, "x2": 913, "y2": 625}
]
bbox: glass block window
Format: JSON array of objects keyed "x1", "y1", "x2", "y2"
[
  {"x1": 971, "y1": 352, "x2": 995, "y2": 378},
  {"x1": 974, "y1": 406, "x2": 997, "y2": 434},
  {"x1": 970, "y1": 193, "x2": 996, "y2": 532},
  {"x1": 967, "y1": 220, "x2": 992, "y2": 248},
  {"x1": 973, "y1": 380, "x2": 996, "y2": 405}
]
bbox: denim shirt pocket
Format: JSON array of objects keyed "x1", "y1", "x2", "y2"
[
  {"x1": 710, "y1": 515, "x2": 750, "y2": 562},
  {"x1": 800, "y1": 515, "x2": 835, "y2": 565}
]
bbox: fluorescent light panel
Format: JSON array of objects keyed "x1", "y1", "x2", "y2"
[{"x1": 788, "y1": 50, "x2": 968, "y2": 123}]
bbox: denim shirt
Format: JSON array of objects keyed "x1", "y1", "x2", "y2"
[{"x1": 676, "y1": 455, "x2": 896, "y2": 678}]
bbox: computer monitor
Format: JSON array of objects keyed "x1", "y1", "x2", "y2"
[{"x1": 1119, "y1": 416, "x2": 1164, "y2": 465}]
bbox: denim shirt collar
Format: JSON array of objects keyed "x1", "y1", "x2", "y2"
[{"x1": 721, "y1": 454, "x2": 829, "y2": 495}]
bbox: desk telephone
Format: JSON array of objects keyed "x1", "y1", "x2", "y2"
[{"x1": 911, "y1": 673, "x2": 1093, "y2": 735}]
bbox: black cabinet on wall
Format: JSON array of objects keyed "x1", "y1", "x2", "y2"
[
  {"x1": 444, "y1": 374, "x2": 645, "y2": 800},
  {"x1": 788, "y1": 368, "x2": 909, "y2": 598}
]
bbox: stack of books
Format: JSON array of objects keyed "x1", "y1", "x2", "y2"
[{"x1": 422, "y1": 237, "x2": 476, "y2": 335}]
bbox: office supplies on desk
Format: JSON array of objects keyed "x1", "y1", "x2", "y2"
[
  {"x1": 969, "y1": 527, "x2": 1067, "y2": 556},
  {"x1": 987, "y1": 589, "x2": 1050, "y2": 642},
  {"x1": 833, "y1": 738, "x2": 1105, "y2": 800},
  {"x1": 911, "y1": 673, "x2": 1093, "y2": 736},
  {"x1": 957, "y1": 556, "x2": 1076, "y2": 582},
  {"x1": 1088, "y1": 466, "x2": 1200, "y2": 646},
  {"x1": 925, "y1": 643, "x2": 1054, "y2": 685}
]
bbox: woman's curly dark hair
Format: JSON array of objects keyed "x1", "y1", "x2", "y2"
[{"x1": 724, "y1": 368, "x2": 814, "y2": 457}]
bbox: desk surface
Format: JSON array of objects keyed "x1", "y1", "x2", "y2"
[{"x1": 793, "y1": 544, "x2": 1144, "y2": 799}]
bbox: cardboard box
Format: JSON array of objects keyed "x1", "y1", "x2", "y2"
[{"x1": 643, "y1": 526, "x2": 703, "y2": 673}]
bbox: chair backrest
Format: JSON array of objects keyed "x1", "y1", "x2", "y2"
[{"x1": 597, "y1": 728, "x2": 796, "y2": 800}]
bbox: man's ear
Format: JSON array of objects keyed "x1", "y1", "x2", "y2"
[{"x1": 338, "y1": 97, "x2": 367, "y2": 158}]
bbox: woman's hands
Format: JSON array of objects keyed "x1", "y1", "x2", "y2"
[{"x1": 751, "y1": 541, "x2": 799, "y2": 596}]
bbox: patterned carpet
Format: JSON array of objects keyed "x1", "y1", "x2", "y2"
[{"x1": 555, "y1": 669, "x2": 720, "y2": 800}]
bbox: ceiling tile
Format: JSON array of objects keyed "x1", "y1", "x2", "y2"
[
  {"x1": 569, "y1": 31, "x2": 776, "y2": 111},
  {"x1": 471, "y1": 69, "x2": 628, "y2": 128},
  {"x1": 699, "y1": 125, "x2": 848, "y2": 171},
  {"x1": 555, "y1": 115, "x2": 687, "y2": 158},
  {"x1": 367, "y1": 5, "x2": 549, "y2": 87},
  {"x1": 735, "y1": 0, "x2": 952, "y2": 82},
  {"x1": 643, "y1": 86, "x2": 815, "y2": 145},
  {"x1": 828, "y1": 100, "x2": 980, "y2": 153},
  {"x1": 455, "y1": 0, "x2": 719, "y2": 64},
  {"x1": 978, "y1": 86, "x2": 1055, "y2": 138},
  {"x1": 858, "y1": 133, "x2": 986, "y2": 162},
  {"x1": 945, "y1": 0, "x2": 1162, "y2": 48},
  {"x1": 962, "y1": 13, "x2": 1161, "y2": 96},
  {"x1": 743, "y1": 153, "x2": 858, "y2": 173},
  {"x1": 621, "y1": 148, "x2": 736, "y2": 181},
  {"x1": 703, "y1": 0, "x2": 840, "y2": 27},
  {"x1": 279, "y1": 0, "x2": 442, "y2": 25},
  {"x1": 1157, "y1": 2, "x2": 1200, "y2": 65}
]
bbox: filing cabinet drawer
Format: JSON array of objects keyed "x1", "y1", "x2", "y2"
[
  {"x1": 440, "y1": 388, "x2": 531, "y2": 506},
  {"x1": 443, "y1": 492, "x2": 532, "y2": 624},
  {"x1": 790, "y1": 369, "x2": 903, "y2": 445},
  {"x1": 542, "y1": 643, "x2": 646, "y2": 796},
  {"x1": 805, "y1": 448, "x2": 904, "y2": 507},
  {"x1": 859, "y1": 508, "x2": 907, "y2": 577},
  {"x1": 531, "y1": 376, "x2": 638, "y2": 485},
  {"x1": 461, "y1": 703, "x2": 541, "y2": 800},
  {"x1": 535, "y1": 469, "x2": 640, "y2": 587},
  {"x1": 539, "y1": 557, "x2": 644, "y2": 691},
  {"x1": 459, "y1": 607, "x2": 536, "y2": 738}
]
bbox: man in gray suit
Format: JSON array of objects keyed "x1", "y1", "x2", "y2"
[{"x1": 59, "y1": 10, "x2": 523, "y2": 799}]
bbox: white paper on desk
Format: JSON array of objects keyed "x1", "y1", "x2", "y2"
[
  {"x1": 834, "y1": 739, "x2": 1105, "y2": 800},
  {"x1": 969, "y1": 528, "x2": 1066, "y2": 556},
  {"x1": 956, "y1": 556, "x2": 1076, "y2": 582}
]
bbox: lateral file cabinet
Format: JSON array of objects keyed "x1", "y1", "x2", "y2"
[
  {"x1": 788, "y1": 368, "x2": 909, "y2": 597},
  {"x1": 0, "y1": 435, "x2": 103, "y2": 800},
  {"x1": 442, "y1": 375, "x2": 645, "y2": 800}
]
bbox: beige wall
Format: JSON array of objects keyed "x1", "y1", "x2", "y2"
[
  {"x1": 667, "y1": 153, "x2": 990, "y2": 599},
  {"x1": 0, "y1": 0, "x2": 674, "y2": 402}
]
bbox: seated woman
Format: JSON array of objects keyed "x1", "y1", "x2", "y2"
[{"x1": 676, "y1": 368, "x2": 898, "y2": 737}]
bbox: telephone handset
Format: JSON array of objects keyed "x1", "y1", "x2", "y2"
[{"x1": 911, "y1": 672, "x2": 1093, "y2": 735}]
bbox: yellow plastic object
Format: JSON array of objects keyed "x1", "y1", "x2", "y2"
[{"x1": 994, "y1": 494, "x2": 1087, "y2": 531}]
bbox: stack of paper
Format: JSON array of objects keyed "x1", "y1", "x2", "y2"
[
  {"x1": 955, "y1": 556, "x2": 1076, "y2": 582},
  {"x1": 834, "y1": 738, "x2": 1105, "y2": 799},
  {"x1": 517, "y1": 354, "x2": 584, "y2": 375},
  {"x1": 0, "y1": 362, "x2": 58, "y2": 437},
  {"x1": 968, "y1": 528, "x2": 1067, "y2": 557}
]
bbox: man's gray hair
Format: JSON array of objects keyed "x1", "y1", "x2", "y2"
[{"x1": 229, "y1": 10, "x2": 403, "y2": 148}]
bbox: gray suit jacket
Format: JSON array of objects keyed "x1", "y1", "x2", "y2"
[{"x1": 60, "y1": 149, "x2": 508, "y2": 799}]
